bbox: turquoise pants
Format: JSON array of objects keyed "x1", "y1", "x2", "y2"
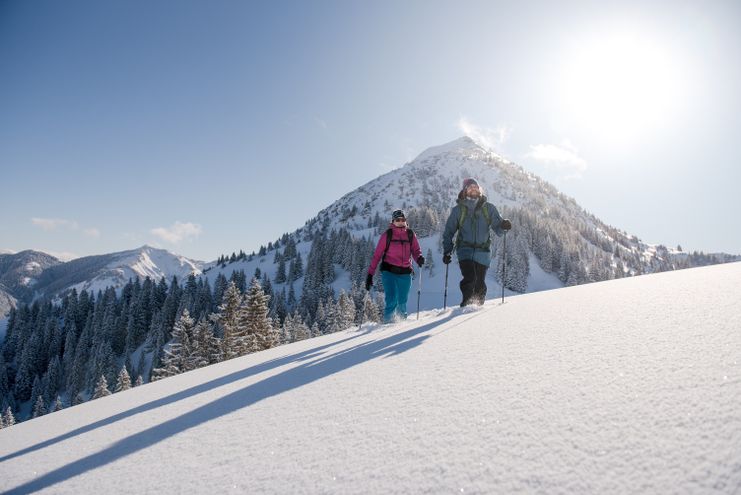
[{"x1": 381, "y1": 271, "x2": 413, "y2": 323}]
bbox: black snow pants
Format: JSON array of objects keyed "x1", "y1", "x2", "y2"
[{"x1": 459, "y1": 259, "x2": 488, "y2": 306}]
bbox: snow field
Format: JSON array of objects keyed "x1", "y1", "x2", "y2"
[{"x1": 1, "y1": 262, "x2": 739, "y2": 494}]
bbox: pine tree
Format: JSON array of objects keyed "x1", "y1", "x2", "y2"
[
  {"x1": 14, "y1": 334, "x2": 40, "y2": 402},
  {"x1": 289, "y1": 252, "x2": 304, "y2": 281},
  {"x1": 275, "y1": 257, "x2": 287, "y2": 284},
  {"x1": 243, "y1": 278, "x2": 278, "y2": 352},
  {"x1": 145, "y1": 311, "x2": 166, "y2": 375},
  {"x1": 189, "y1": 318, "x2": 215, "y2": 368},
  {"x1": 52, "y1": 395, "x2": 64, "y2": 412},
  {"x1": 314, "y1": 299, "x2": 327, "y2": 336},
  {"x1": 66, "y1": 316, "x2": 90, "y2": 399},
  {"x1": 212, "y1": 273, "x2": 229, "y2": 309},
  {"x1": 279, "y1": 318, "x2": 292, "y2": 344},
  {"x1": 3, "y1": 406, "x2": 16, "y2": 427},
  {"x1": 362, "y1": 292, "x2": 381, "y2": 324},
  {"x1": 87, "y1": 341, "x2": 115, "y2": 397},
  {"x1": 271, "y1": 288, "x2": 288, "y2": 324},
  {"x1": 283, "y1": 237, "x2": 297, "y2": 259},
  {"x1": 323, "y1": 297, "x2": 342, "y2": 334},
  {"x1": 183, "y1": 274, "x2": 199, "y2": 315},
  {"x1": 62, "y1": 320, "x2": 78, "y2": 381},
  {"x1": 287, "y1": 283, "x2": 297, "y2": 312},
  {"x1": 336, "y1": 290, "x2": 356, "y2": 332},
  {"x1": 114, "y1": 366, "x2": 132, "y2": 392},
  {"x1": 29, "y1": 375, "x2": 43, "y2": 413},
  {"x1": 42, "y1": 356, "x2": 62, "y2": 404},
  {"x1": 310, "y1": 322, "x2": 320, "y2": 338},
  {"x1": 229, "y1": 270, "x2": 247, "y2": 294},
  {"x1": 211, "y1": 282, "x2": 248, "y2": 361},
  {"x1": 32, "y1": 395, "x2": 47, "y2": 418},
  {"x1": 261, "y1": 274, "x2": 274, "y2": 300},
  {"x1": 294, "y1": 317, "x2": 311, "y2": 341},
  {"x1": 92, "y1": 375, "x2": 111, "y2": 399},
  {"x1": 193, "y1": 277, "x2": 211, "y2": 319},
  {"x1": 0, "y1": 353, "x2": 9, "y2": 401},
  {"x1": 135, "y1": 350, "x2": 147, "y2": 385},
  {"x1": 152, "y1": 309, "x2": 196, "y2": 380},
  {"x1": 134, "y1": 375, "x2": 144, "y2": 387}
]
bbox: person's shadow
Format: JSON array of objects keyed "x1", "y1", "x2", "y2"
[{"x1": 3, "y1": 313, "x2": 459, "y2": 494}]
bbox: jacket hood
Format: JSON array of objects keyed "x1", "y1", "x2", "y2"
[{"x1": 456, "y1": 194, "x2": 488, "y2": 206}]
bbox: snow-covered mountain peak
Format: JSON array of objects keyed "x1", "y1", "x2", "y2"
[
  {"x1": 113, "y1": 245, "x2": 203, "y2": 283},
  {"x1": 412, "y1": 135, "x2": 505, "y2": 167},
  {"x1": 301, "y1": 135, "x2": 524, "y2": 241},
  {"x1": 11, "y1": 246, "x2": 207, "y2": 300}
]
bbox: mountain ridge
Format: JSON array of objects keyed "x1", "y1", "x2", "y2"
[{"x1": 0, "y1": 246, "x2": 203, "y2": 312}]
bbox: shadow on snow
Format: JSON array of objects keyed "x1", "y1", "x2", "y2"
[{"x1": 5, "y1": 312, "x2": 462, "y2": 494}]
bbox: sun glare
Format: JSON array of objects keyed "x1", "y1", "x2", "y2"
[{"x1": 557, "y1": 31, "x2": 685, "y2": 143}]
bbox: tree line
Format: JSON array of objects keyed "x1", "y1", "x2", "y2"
[{"x1": 0, "y1": 257, "x2": 386, "y2": 426}]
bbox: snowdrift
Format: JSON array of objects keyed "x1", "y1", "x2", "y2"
[{"x1": 1, "y1": 262, "x2": 739, "y2": 494}]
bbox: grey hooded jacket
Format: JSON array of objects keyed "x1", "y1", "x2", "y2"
[{"x1": 442, "y1": 195, "x2": 505, "y2": 266}]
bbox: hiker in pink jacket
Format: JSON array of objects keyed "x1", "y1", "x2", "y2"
[{"x1": 365, "y1": 209, "x2": 424, "y2": 322}]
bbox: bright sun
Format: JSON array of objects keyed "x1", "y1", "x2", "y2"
[{"x1": 556, "y1": 31, "x2": 684, "y2": 143}]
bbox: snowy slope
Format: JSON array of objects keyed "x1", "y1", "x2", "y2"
[
  {"x1": 0, "y1": 251, "x2": 60, "y2": 307},
  {"x1": 0, "y1": 290, "x2": 15, "y2": 323},
  {"x1": 2, "y1": 262, "x2": 739, "y2": 494}
]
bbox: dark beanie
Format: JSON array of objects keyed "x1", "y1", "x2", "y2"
[
  {"x1": 462, "y1": 178, "x2": 479, "y2": 189},
  {"x1": 392, "y1": 209, "x2": 405, "y2": 220}
]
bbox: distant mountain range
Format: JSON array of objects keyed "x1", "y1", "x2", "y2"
[
  {"x1": 1, "y1": 136, "x2": 738, "y2": 319},
  {"x1": 0, "y1": 246, "x2": 203, "y2": 316}
]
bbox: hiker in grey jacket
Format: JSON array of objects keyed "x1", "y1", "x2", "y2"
[{"x1": 442, "y1": 178, "x2": 511, "y2": 306}]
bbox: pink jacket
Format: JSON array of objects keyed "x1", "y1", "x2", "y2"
[{"x1": 368, "y1": 224, "x2": 422, "y2": 274}]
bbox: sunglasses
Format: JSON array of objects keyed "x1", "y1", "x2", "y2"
[{"x1": 393, "y1": 218, "x2": 406, "y2": 222}]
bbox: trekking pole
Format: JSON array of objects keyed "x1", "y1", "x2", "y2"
[
  {"x1": 359, "y1": 287, "x2": 370, "y2": 330},
  {"x1": 443, "y1": 263, "x2": 449, "y2": 310},
  {"x1": 416, "y1": 268, "x2": 422, "y2": 320},
  {"x1": 501, "y1": 231, "x2": 507, "y2": 304},
  {"x1": 358, "y1": 294, "x2": 365, "y2": 330}
]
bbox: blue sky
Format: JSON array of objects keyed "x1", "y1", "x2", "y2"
[{"x1": 1, "y1": 0, "x2": 740, "y2": 261}]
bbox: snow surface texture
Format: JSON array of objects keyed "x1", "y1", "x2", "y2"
[{"x1": 1, "y1": 263, "x2": 740, "y2": 494}]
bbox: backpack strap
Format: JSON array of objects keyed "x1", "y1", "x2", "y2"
[
  {"x1": 456, "y1": 204, "x2": 492, "y2": 250},
  {"x1": 382, "y1": 228, "x2": 393, "y2": 262},
  {"x1": 457, "y1": 203, "x2": 492, "y2": 230},
  {"x1": 382, "y1": 228, "x2": 415, "y2": 263}
]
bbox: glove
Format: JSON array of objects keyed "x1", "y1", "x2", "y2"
[
  {"x1": 417, "y1": 255, "x2": 425, "y2": 267},
  {"x1": 442, "y1": 253, "x2": 452, "y2": 265},
  {"x1": 365, "y1": 273, "x2": 373, "y2": 291},
  {"x1": 501, "y1": 219, "x2": 512, "y2": 231}
]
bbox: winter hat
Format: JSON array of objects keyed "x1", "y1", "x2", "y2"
[
  {"x1": 391, "y1": 209, "x2": 406, "y2": 220},
  {"x1": 462, "y1": 178, "x2": 480, "y2": 189},
  {"x1": 458, "y1": 177, "x2": 483, "y2": 200}
]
